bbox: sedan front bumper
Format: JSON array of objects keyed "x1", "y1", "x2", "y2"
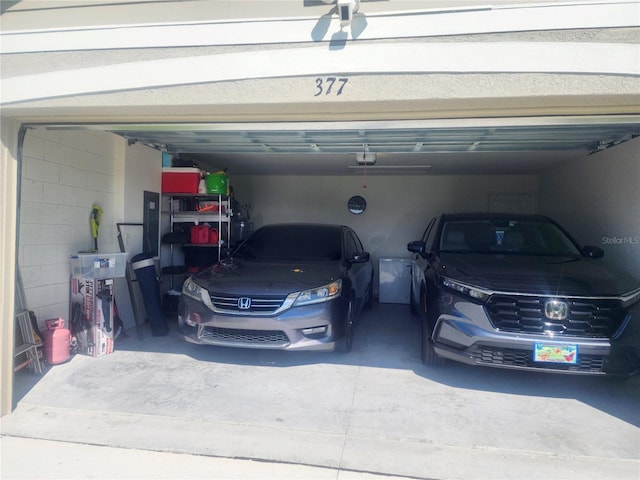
[{"x1": 178, "y1": 295, "x2": 348, "y2": 351}]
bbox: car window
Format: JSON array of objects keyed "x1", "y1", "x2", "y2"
[
  {"x1": 344, "y1": 232, "x2": 356, "y2": 259},
  {"x1": 345, "y1": 230, "x2": 364, "y2": 258},
  {"x1": 439, "y1": 218, "x2": 582, "y2": 256},
  {"x1": 234, "y1": 225, "x2": 342, "y2": 261},
  {"x1": 423, "y1": 217, "x2": 438, "y2": 251}
]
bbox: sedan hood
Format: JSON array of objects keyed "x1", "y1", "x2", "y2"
[
  {"x1": 192, "y1": 258, "x2": 342, "y2": 295},
  {"x1": 440, "y1": 253, "x2": 639, "y2": 297}
]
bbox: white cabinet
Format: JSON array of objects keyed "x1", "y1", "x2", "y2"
[{"x1": 378, "y1": 258, "x2": 412, "y2": 304}]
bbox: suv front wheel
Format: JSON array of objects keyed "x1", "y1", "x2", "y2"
[{"x1": 420, "y1": 288, "x2": 444, "y2": 366}]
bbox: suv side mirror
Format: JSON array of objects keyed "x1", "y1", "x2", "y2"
[
  {"x1": 583, "y1": 245, "x2": 604, "y2": 259},
  {"x1": 407, "y1": 241, "x2": 426, "y2": 256}
]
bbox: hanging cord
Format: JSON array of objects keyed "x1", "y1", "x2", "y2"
[{"x1": 362, "y1": 144, "x2": 368, "y2": 189}]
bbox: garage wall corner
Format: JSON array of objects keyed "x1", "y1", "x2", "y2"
[{"x1": 538, "y1": 137, "x2": 640, "y2": 276}]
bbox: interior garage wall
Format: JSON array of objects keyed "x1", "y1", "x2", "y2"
[
  {"x1": 231, "y1": 173, "x2": 539, "y2": 291},
  {"x1": 17, "y1": 128, "x2": 160, "y2": 331},
  {"x1": 539, "y1": 137, "x2": 640, "y2": 276}
]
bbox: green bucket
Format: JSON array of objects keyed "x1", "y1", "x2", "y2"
[{"x1": 205, "y1": 173, "x2": 228, "y2": 194}]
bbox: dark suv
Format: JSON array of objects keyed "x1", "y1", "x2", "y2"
[{"x1": 407, "y1": 213, "x2": 640, "y2": 375}]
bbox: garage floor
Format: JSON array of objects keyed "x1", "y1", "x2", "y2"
[{"x1": 3, "y1": 302, "x2": 640, "y2": 479}]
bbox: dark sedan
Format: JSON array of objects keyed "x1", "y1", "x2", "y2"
[
  {"x1": 179, "y1": 223, "x2": 374, "y2": 352},
  {"x1": 407, "y1": 213, "x2": 640, "y2": 375}
]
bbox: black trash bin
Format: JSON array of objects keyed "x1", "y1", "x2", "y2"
[{"x1": 131, "y1": 252, "x2": 168, "y2": 337}]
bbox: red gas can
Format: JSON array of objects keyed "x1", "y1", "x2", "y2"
[
  {"x1": 191, "y1": 225, "x2": 210, "y2": 244},
  {"x1": 43, "y1": 318, "x2": 71, "y2": 365},
  {"x1": 209, "y1": 228, "x2": 219, "y2": 245}
]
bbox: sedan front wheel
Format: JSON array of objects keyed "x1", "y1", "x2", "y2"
[{"x1": 335, "y1": 297, "x2": 355, "y2": 353}]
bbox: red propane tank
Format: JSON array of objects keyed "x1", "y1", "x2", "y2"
[{"x1": 43, "y1": 318, "x2": 71, "y2": 365}]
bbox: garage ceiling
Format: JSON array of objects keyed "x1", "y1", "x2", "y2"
[{"x1": 53, "y1": 116, "x2": 640, "y2": 175}]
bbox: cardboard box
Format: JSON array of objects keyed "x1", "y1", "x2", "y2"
[{"x1": 69, "y1": 277, "x2": 114, "y2": 357}]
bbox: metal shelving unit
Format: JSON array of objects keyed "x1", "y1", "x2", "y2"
[{"x1": 160, "y1": 193, "x2": 232, "y2": 300}]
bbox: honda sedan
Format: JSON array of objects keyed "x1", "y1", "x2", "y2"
[{"x1": 179, "y1": 223, "x2": 374, "y2": 352}]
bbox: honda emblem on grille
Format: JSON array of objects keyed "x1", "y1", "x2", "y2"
[
  {"x1": 544, "y1": 300, "x2": 568, "y2": 320},
  {"x1": 238, "y1": 297, "x2": 252, "y2": 310}
]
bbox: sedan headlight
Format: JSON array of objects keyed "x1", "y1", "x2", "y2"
[
  {"x1": 440, "y1": 276, "x2": 491, "y2": 302},
  {"x1": 182, "y1": 277, "x2": 213, "y2": 308},
  {"x1": 292, "y1": 279, "x2": 342, "y2": 307}
]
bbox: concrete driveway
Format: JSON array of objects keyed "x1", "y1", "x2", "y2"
[{"x1": 2, "y1": 302, "x2": 639, "y2": 479}]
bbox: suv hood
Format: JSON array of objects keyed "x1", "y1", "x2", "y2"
[
  {"x1": 440, "y1": 253, "x2": 639, "y2": 297},
  {"x1": 192, "y1": 258, "x2": 342, "y2": 295}
]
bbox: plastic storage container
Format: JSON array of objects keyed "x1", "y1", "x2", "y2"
[
  {"x1": 43, "y1": 318, "x2": 71, "y2": 365},
  {"x1": 162, "y1": 167, "x2": 202, "y2": 193},
  {"x1": 205, "y1": 172, "x2": 228, "y2": 194},
  {"x1": 70, "y1": 253, "x2": 127, "y2": 279}
]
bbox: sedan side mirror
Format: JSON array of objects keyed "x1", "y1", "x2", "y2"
[
  {"x1": 350, "y1": 252, "x2": 370, "y2": 264},
  {"x1": 583, "y1": 245, "x2": 604, "y2": 259}
]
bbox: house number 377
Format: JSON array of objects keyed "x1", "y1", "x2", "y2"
[{"x1": 314, "y1": 77, "x2": 349, "y2": 96}]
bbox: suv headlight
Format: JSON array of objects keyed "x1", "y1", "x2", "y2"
[
  {"x1": 621, "y1": 287, "x2": 640, "y2": 308},
  {"x1": 182, "y1": 277, "x2": 213, "y2": 309},
  {"x1": 292, "y1": 279, "x2": 342, "y2": 307},
  {"x1": 440, "y1": 276, "x2": 491, "y2": 302}
]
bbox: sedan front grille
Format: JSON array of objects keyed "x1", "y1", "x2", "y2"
[
  {"x1": 473, "y1": 346, "x2": 606, "y2": 373},
  {"x1": 209, "y1": 293, "x2": 286, "y2": 314},
  {"x1": 200, "y1": 326, "x2": 289, "y2": 346},
  {"x1": 485, "y1": 295, "x2": 625, "y2": 338}
]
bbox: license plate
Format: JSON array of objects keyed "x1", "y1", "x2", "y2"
[{"x1": 534, "y1": 343, "x2": 578, "y2": 364}]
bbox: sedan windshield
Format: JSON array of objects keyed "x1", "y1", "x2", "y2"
[
  {"x1": 439, "y1": 218, "x2": 582, "y2": 256},
  {"x1": 234, "y1": 225, "x2": 343, "y2": 261}
]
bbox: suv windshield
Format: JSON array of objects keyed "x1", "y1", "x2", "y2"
[
  {"x1": 439, "y1": 218, "x2": 582, "y2": 256},
  {"x1": 234, "y1": 225, "x2": 342, "y2": 261}
]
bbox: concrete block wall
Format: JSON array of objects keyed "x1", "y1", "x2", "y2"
[{"x1": 19, "y1": 128, "x2": 124, "y2": 329}]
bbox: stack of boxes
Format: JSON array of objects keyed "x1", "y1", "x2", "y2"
[{"x1": 69, "y1": 253, "x2": 126, "y2": 357}]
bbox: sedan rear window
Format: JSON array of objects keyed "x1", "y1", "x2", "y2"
[
  {"x1": 234, "y1": 225, "x2": 342, "y2": 261},
  {"x1": 439, "y1": 219, "x2": 582, "y2": 256}
]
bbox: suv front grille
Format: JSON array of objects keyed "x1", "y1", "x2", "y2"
[
  {"x1": 200, "y1": 326, "x2": 289, "y2": 346},
  {"x1": 209, "y1": 293, "x2": 286, "y2": 314},
  {"x1": 473, "y1": 346, "x2": 606, "y2": 373},
  {"x1": 485, "y1": 295, "x2": 625, "y2": 338}
]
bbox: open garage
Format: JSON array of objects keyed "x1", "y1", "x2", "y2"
[{"x1": 1, "y1": 1, "x2": 639, "y2": 478}]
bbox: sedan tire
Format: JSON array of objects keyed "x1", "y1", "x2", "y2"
[{"x1": 335, "y1": 297, "x2": 355, "y2": 353}]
